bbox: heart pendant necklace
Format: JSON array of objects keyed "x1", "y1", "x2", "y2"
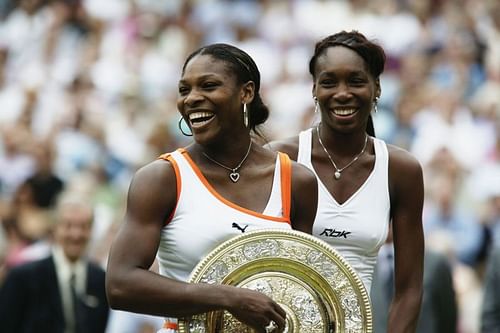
[{"x1": 202, "y1": 141, "x2": 252, "y2": 183}]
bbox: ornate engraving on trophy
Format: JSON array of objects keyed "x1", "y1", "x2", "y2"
[{"x1": 179, "y1": 230, "x2": 372, "y2": 333}]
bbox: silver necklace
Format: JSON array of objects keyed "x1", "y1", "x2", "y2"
[
  {"x1": 202, "y1": 141, "x2": 252, "y2": 183},
  {"x1": 316, "y1": 125, "x2": 368, "y2": 180}
]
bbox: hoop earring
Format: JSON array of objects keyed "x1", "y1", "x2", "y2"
[
  {"x1": 243, "y1": 103, "x2": 249, "y2": 128},
  {"x1": 373, "y1": 97, "x2": 379, "y2": 113},
  {"x1": 314, "y1": 97, "x2": 320, "y2": 114},
  {"x1": 178, "y1": 117, "x2": 193, "y2": 136}
]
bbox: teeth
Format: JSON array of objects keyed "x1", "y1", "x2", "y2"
[
  {"x1": 333, "y1": 109, "x2": 356, "y2": 116},
  {"x1": 189, "y1": 112, "x2": 213, "y2": 121}
]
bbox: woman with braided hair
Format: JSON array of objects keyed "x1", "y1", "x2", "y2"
[
  {"x1": 268, "y1": 31, "x2": 424, "y2": 332},
  {"x1": 106, "y1": 43, "x2": 318, "y2": 333}
]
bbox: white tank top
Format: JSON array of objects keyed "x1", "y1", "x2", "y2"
[
  {"x1": 298, "y1": 128, "x2": 390, "y2": 292},
  {"x1": 156, "y1": 148, "x2": 293, "y2": 282}
]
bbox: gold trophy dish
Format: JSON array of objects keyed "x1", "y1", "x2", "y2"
[{"x1": 178, "y1": 229, "x2": 372, "y2": 333}]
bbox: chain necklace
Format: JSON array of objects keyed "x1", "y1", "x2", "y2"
[
  {"x1": 202, "y1": 141, "x2": 252, "y2": 183},
  {"x1": 316, "y1": 125, "x2": 368, "y2": 180}
]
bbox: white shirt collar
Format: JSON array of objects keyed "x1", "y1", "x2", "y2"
[{"x1": 52, "y1": 246, "x2": 86, "y2": 294}]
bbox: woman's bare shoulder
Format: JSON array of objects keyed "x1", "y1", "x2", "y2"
[
  {"x1": 133, "y1": 158, "x2": 177, "y2": 186},
  {"x1": 127, "y1": 158, "x2": 178, "y2": 213},
  {"x1": 386, "y1": 143, "x2": 422, "y2": 172},
  {"x1": 386, "y1": 143, "x2": 424, "y2": 197},
  {"x1": 265, "y1": 136, "x2": 300, "y2": 161}
]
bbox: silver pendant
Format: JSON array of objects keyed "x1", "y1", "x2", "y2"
[
  {"x1": 229, "y1": 172, "x2": 240, "y2": 183},
  {"x1": 334, "y1": 171, "x2": 341, "y2": 180}
]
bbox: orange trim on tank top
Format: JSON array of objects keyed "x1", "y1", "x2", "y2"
[
  {"x1": 163, "y1": 320, "x2": 178, "y2": 329},
  {"x1": 158, "y1": 152, "x2": 181, "y2": 226},
  {"x1": 179, "y1": 148, "x2": 291, "y2": 224},
  {"x1": 278, "y1": 152, "x2": 292, "y2": 220}
]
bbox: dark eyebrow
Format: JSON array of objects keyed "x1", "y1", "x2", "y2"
[
  {"x1": 178, "y1": 73, "x2": 221, "y2": 85},
  {"x1": 350, "y1": 70, "x2": 369, "y2": 76},
  {"x1": 317, "y1": 71, "x2": 335, "y2": 78},
  {"x1": 318, "y1": 69, "x2": 368, "y2": 78}
]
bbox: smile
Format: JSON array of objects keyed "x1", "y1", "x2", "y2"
[
  {"x1": 333, "y1": 108, "x2": 357, "y2": 116},
  {"x1": 188, "y1": 111, "x2": 215, "y2": 127}
]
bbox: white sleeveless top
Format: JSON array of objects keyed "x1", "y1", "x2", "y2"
[
  {"x1": 156, "y1": 148, "x2": 293, "y2": 282},
  {"x1": 298, "y1": 128, "x2": 390, "y2": 292}
]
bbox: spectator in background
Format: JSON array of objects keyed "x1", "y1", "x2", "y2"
[
  {"x1": 485, "y1": 194, "x2": 500, "y2": 249},
  {"x1": 371, "y1": 225, "x2": 457, "y2": 333},
  {"x1": 0, "y1": 203, "x2": 32, "y2": 270},
  {"x1": 424, "y1": 171, "x2": 485, "y2": 266},
  {"x1": 0, "y1": 126, "x2": 35, "y2": 202},
  {"x1": 21, "y1": 142, "x2": 64, "y2": 209},
  {"x1": 0, "y1": 191, "x2": 109, "y2": 333},
  {"x1": 481, "y1": 245, "x2": 500, "y2": 333},
  {"x1": 2, "y1": 141, "x2": 65, "y2": 266}
]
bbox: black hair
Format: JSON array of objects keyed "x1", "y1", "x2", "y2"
[
  {"x1": 182, "y1": 43, "x2": 269, "y2": 134},
  {"x1": 309, "y1": 31, "x2": 386, "y2": 137}
]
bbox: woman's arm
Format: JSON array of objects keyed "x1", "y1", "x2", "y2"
[
  {"x1": 290, "y1": 162, "x2": 318, "y2": 234},
  {"x1": 387, "y1": 146, "x2": 424, "y2": 333},
  {"x1": 105, "y1": 159, "x2": 286, "y2": 331}
]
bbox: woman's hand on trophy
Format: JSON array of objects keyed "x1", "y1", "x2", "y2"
[{"x1": 221, "y1": 285, "x2": 285, "y2": 332}]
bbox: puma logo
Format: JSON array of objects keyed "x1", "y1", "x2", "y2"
[{"x1": 232, "y1": 223, "x2": 248, "y2": 233}]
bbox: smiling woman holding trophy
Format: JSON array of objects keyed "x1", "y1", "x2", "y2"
[{"x1": 105, "y1": 43, "x2": 318, "y2": 333}]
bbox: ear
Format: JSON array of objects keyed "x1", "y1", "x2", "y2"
[
  {"x1": 241, "y1": 81, "x2": 255, "y2": 104},
  {"x1": 312, "y1": 84, "x2": 317, "y2": 100}
]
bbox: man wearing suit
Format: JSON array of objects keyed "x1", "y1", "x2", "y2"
[
  {"x1": 481, "y1": 245, "x2": 500, "y2": 333},
  {"x1": 0, "y1": 192, "x2": 109, "y2": 333},
  {"x1": 371, "y1": 241, "x2": 457, "y2": 333}
]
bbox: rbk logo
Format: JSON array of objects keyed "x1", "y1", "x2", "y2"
[
  {"x1": 319, "y1": 228, "x2": 351, "y2": 238},
  {"x1": 232, "y1": 222, "x2": 248, "y2": 233}
]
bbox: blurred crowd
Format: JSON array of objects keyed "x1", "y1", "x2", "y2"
[{"x1": 0, "y1": 0, "x2": 499, "y2": 332}]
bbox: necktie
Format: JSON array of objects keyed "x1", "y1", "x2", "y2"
[{"x1": 70, "y1": 273, "x2": 84, "y2": 333}]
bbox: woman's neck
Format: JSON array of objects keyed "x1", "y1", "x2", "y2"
[{"x1": 316, "y1": 123, "x2": 368, "y2": 157}]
